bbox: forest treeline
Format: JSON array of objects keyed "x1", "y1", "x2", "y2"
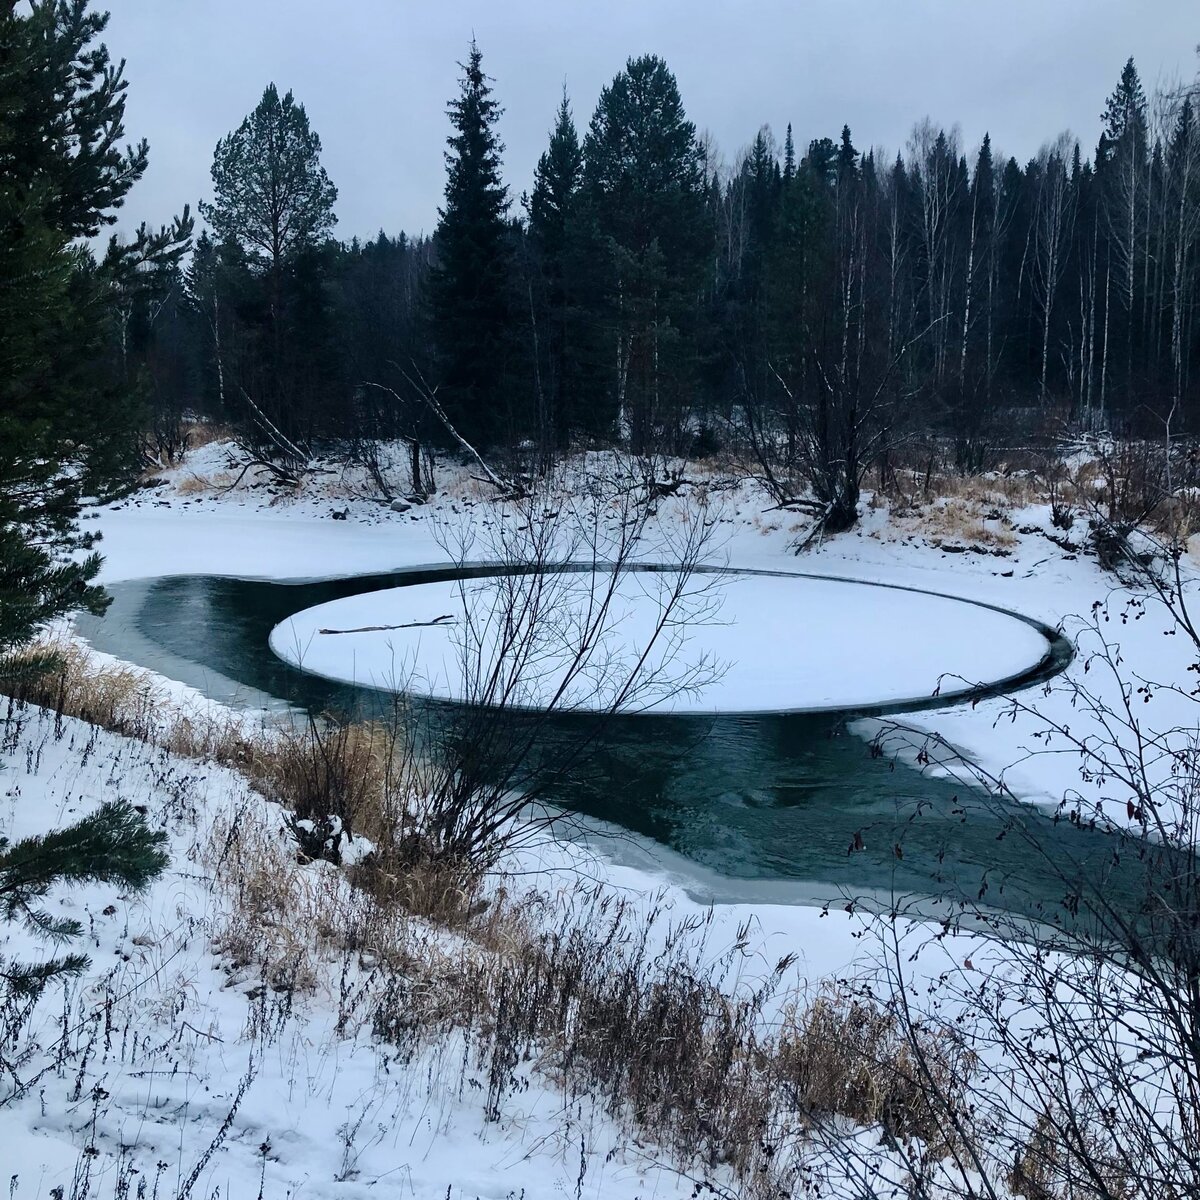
[{"x1": 123, "y1": 47, "x2": 1200, "y2": 519}]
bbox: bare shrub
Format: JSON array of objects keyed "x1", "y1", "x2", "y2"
[
  {"x1": 1079, "y1": 435, "x2": 1170, "y2": 529},
  {"x1": 244, "y1": 714, "x2": 399, "y2": 862},
  {"x1": 386, "y1": 461, "x2": 727, "y2": 869},
  {"x1": 1070, "y1": 433, "x2": 1183, "y2": 573},
  {"x1": 1008, "y1": 1110, "x2": 1134, "y2": 1200},
  {"x1": 858, "y1": 571, "x2": 1200, "y2": 1198}
]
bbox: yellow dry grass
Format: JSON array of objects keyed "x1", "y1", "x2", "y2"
[
  {"x1": 885, "y1": 496, "x2": 1018, "y2": 550},
  {"x1": 175, "y1": 469, "x2": 242, "y2": 495},
  {"x1": 184, "y1": 421, "x2": 239, "y2": 450},
  {"x1": 778, "y1": 985, "x2": 974, "y2": 1156},
  {"x1": 883, "y1": 465, "x2": 1049, "y2": 512}
]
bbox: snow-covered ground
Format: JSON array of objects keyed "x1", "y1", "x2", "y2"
[
  {"x1": 4, "y1": 441, "x2": 1196, "y2": 1196},
  {"x1": 1, "y1": 687, "x2": 970, "y2": 1198},
  {"x1": 0, "y1": 707, "x2": 723, "y2": 1199}
]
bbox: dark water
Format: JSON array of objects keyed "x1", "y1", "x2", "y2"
[{"x1": 75, "y1": 570, "x2": 1146, "y2": 922}]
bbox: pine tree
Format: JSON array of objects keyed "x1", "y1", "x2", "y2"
[
  {"x1": 743, "y1": 128, "x2": 779, "y2": 284},
  {"x1": 1, "y1": 802, "x2": 168, "y2": 1001},
  {"x1": 805, "y1": 136, "x2": 840, "y2": 185},
  {"x1": 202, "y1": 83, "x2": 337, "y2": 452},
  {"x1": 203, "y1": 84, "x2": 337, "y2": 283},
  {"x1": 0, "y1": 1, "x2": 174, "y2": 1006},
  {"x1": 0, "y1": 0, "x2": 190, "y2": 671},
  {"x1": 429, "y1": 40, "x2": 519, "y2": 448}
]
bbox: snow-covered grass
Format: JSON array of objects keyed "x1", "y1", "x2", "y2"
[
  {"x1": 6, "y1": 435, "x2": 1198, "y2": 1196},
  {"x1": 1, "y1": 703, "x2": 711, "y2": 1199},
  {"x1": 2, "y1": 689, "x2": 992, "y2": 1199}
]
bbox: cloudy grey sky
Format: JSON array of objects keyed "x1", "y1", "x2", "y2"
[{"x1": 102, "y1": 0, "x2": 1197, "y2": 243}]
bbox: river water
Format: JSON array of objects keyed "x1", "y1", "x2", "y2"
[{"x1": 76, "y1": 568, "x2": 1147, "y2": 924}]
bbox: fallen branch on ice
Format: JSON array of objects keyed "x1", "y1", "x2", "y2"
[{"x1": 317, "y1": 614, "x2": 456, "y2": 635}]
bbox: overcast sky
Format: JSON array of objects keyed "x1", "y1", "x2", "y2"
[{"x1": 102, "y1": 0, "x2": 1198, "y2": 243}]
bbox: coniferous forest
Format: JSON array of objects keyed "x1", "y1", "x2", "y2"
[{"x1": 117, "y1": 46, "x2": 1200, "y2": 530}]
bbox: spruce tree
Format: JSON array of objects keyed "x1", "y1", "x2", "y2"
[
  {"x1": 582, "y1": 54, "x2": 709, "y2": 452},
  {"x1": 838, "y1": 125, "x2": 859, "y2": 176},
  {"x1": 530, "y1": 91, "x2": 583, "y2": 264},
  {"x1": 429, "y1": 40, "x2": 518, "y2": 448},
  {"x1": 1097, "y1": 57, "x2": 1149, "y2": 392},
  {"x1": 1099, "y1": 57, "x2": 1149, "y2": 164},
  {"x1": 528, "y1": 89, "x2": 598, "y2": 447}
]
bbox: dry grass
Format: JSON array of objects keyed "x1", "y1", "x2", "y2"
[
  {"x1": 1008, "y1": 1110, "x2": 1135, "y2": 1200},
  {"x1": 920, "y1": 498, "x2": 1017, "y2": 548},
  {"x1": 175, "y1": 470, "x2": 242, "y2": 495},
  {"x1": 183, "y1": 421, "x2": 239, "y2": 450},
  {"x1": 206, "y1": 810, "x2": 329, "y2": 995},
  {"x1": 1, "y1": 641, "x2": 484, "y2": 922},
  {"x1": 934, "y1": 469, "x2": 1046, "y2": 509},
  {"x1": 4, "y1": 647, "x2": 168, "y2": 738},
  {"x1": 778, "y1": 986, "x2": 975, "y2": 1156},
  {"x1": 883, "y1": 495, "x2": 1018, "y2": 550},
  {"x1": 2, "y1": 640, "x2": 981, "y2": 1194}
]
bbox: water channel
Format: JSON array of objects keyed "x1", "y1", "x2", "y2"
[{"x1": 75, "y1": 567, "x2": 1147, "y2": 925}]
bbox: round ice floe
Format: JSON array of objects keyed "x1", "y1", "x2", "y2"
[{"x1": 268, "y1": 569, "x2": 1054, "y2": 714}]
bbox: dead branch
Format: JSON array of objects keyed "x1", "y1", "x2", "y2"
[
  {"x1": 317, "y1": 615, "x2": 456, "y2": 635},
  {"x1": 386, "y1": 359, "x2": 523, "y2": 498}
]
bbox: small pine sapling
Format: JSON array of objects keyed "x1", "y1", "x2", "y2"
[{"x1": 0, "y1": 801, "x2": 169, "y2": 1001}]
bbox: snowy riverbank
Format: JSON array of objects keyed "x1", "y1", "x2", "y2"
[
  {"x1": 92, "y1": 443, "x2": 1200, "y2": 830},
  {"x1": 4, "y1": 443, "x2": 1196, "y2": 1196}
]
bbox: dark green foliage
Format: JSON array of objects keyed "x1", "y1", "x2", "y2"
[
  {"x1": 529, "y1": 92, "x2": 583, "y2": 250},
  {"x1": 429, "y1": 40, "x2": 521, "y2": 449},
  {"x1": 1, "y1": 801, "x2": 169, "y2": 999},
  {"x1": 202, "y1": 82, "x2": 337, "y2": 269},
  {"x1": 199, "y1": 83, "x2": 338, "y2": 454},
  {"x1": 1099, "y1": 57, "x2": 1148, "y2": 161},
  {"x1": 96, "y1": 42, "x2": 1200, "y2": 502},
  {"x1": 0, "y1": 0, "x2": 190, "y2": 667},
  {"x1": 526, "y1": 89, "x2": 609, "y2": 450},
  {"x1": 0, "y1": 2, "x2": 179, "y2": 1006},
  {"x1": 582, "y1": 54, "x2": 711, "y2": 452}
]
